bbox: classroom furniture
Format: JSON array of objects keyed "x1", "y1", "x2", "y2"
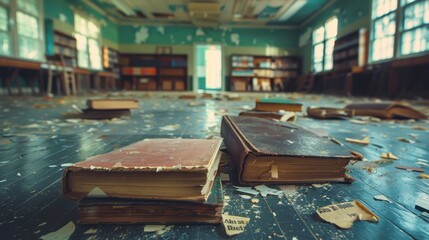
[{"x1": 0, "y1": 57, "x2": 42, "y2": 95}]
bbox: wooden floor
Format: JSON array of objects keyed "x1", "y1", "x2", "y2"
[{"x1": 0, "y1": 91, "x2": 428, "y2": 239}]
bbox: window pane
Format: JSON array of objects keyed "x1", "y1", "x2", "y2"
[
  {"x1": 324, "y1": 38, "x2": 335, "y2": 70},
  {"x1": 75, "y1": 14, "x2": 87, "y2": 35},
  {"x1": 372, "y1": 36, "x2": 395, "y2": 61},
  {"x1": 0, "y1": 7, "x2": 7, "y2": 31},
  {"x1": 401, "y1": 27, "x2": 429, "y2": 54},
  {"x1": 75, "y1": 33, "x2": 87, "y2": 51},
  {"x1": 78, "y1": 51, "x2": 89, "y2": 68},
  {"x1": 18, "y1": 36, "x2": 39, "y2": 59},
  {"x1": 313, "y1": 62, "x2": 323, "y2": 73},
  {"x1": 314, "y1": 43, "x2": 324, "y2": 60},
  {"x1": 87, "y1": 20, "x2": 99, "y2": 38},
  {"x1": 17, "y1": 0, "x2": 38, "y2": 17},
  {"x1": 0, "y1": 31, "x2": 10, "y2": 55},
  {"x1": 313, "y1": 26, "x2": 325, "y2": 44},
  {"x1": 373, "y1": 0, "x2": 397, "y2": 19},
  {"x1": 404, "y1": 0, "x2": 427, "y2": 30},
  {"x1": 325, "y1": 17, "x2": 338, "y2": 38},
  {"x1": 88, "y1": 38, "x2": 101, "y2": 69},
  {"x1": 17, "y1": 11, "x2": 39, "y2": 39}
]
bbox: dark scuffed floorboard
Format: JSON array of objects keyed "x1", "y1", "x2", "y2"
[{"x1": 0, "y1": 92, "x2": 428, "y2": 239}]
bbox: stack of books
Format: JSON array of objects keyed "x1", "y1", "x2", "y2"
[
  {"x1": 62, "y1": 138, "x2": 224, "y2": 224},
  {"x1": 81, "y1": 99, "x2": 139, "y2": 119}
]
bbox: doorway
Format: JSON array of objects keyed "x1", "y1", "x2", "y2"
[{"x1": 194, "y1": 44, "x2": 223, "y2": 91}]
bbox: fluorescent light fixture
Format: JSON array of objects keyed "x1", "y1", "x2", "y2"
[
  {"x1": 111, "y1": 0, "x2": 135, "y2": 16},
  {"x1": 279, "y1": 0, "x2": 307, "y2": 21}
]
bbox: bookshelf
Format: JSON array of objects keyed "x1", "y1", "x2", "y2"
[
  {"x1": 120, "y1": 54, "x2": 188, "y2": 91},
  {"x1": 321, "y1": 28, "x2": 368, "y2": 95},
  {"x1": 52, "y1": 31, "x2": 77, "y2": 67},
  {"x1": 230, "y1": 55, "x2": 300, "y2": 92},
  {"x1": 102, "y1": 47, "x2": 120, "y2": 79}
]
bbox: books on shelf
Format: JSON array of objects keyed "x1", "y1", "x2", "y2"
[
  {"x1": 221, "y1": 116, "x2": 359, "y2": 184},
  {"x1": 87, "y1": 99, "x2": 139, "y2": 110},
  {"x1": 255, "y1": 98, "x2": 303, "y2": 112},
  {"x1": 77, "y1": 177, "x2": 224, "y2": 224},
  {"x1": 62, "y1": 138, "x2": 223, "y2": 202}
]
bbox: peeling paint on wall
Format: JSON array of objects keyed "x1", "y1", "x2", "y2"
[
  {"x1": 157, "y1": 26, "x2": 165, "y2": 34},
  {"x1": 59, "y1": 13, "x2": 67, "y2": 22},
  {"x1": 135, "y1": 26, "x2": 149, "y2": 43},
  {"x1": 196, "y1": 28, "x2": 205, "y2": 36},
  {"x1": 231, "y1": 33, "x2": 240, "y2": 45}
]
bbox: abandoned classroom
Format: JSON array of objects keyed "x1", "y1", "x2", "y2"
[{"x1": 0, "y1": 0, "x2": 428, "y2": 239}]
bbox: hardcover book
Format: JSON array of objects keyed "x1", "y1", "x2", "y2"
[
  {"x1": 77, "y1": 177, "x2": 224, "y2": 224},
  {"x1": 221, "y1": 115, "x2": 359, "y2": 184},
  {"x1": 87, "y1": 99, "x2": 139, "y2": 110},
  {"x1": 345, "y1": 102, "x2": 427, "y2": 119},
  {"x1": 81, "y1": 109, "x2": 131, "y2": 119},
  {"x1": 255, "y1": 98, "x2": 303, "y2": 112},
  {"x1": 62, "y1": 138, "x2": 222, "y2": 202}
]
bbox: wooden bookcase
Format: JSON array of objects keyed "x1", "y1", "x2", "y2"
[
  {"x1": 120, "y1": 54, "x2": 187, "y2": 91},
  {"x1": 320, "y1": 28, "x2": 369, "y2": 95},
  {"x1": 52, "y1": 31, "x2": 77, "y2": 67},
  {"x1": 102, "y1": 47, "x2": 120, "y2": 79},
  {"x1": 230, "y1": 55, "x2": 300, "y2": 92}
]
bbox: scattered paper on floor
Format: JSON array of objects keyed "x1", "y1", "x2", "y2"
[
  {"x1": 395, "y1": 165, "x2": 424, "y2": 172},
  {"x1": 144, "y1": 225, "x2": 166, "y2": 233},
  {"x1": 415, "y1": 195, "x2": 429, "y2": 212},
  {"x1": 222, "y1": 214, "x2": 250, "y2": 236},
  {"x1": 374, "y1": 195, "x2": 392, "y2": 203},
  {"x1": 381, "y1": 152, "x2": 399, "y2": 160},
  {"x1": 40, "y1": 221, "x2": 75, "y2": 240},
  {"x1": 316, "y1": 200, "x2": 379, "y2": 229},
  {"x1": 345, "y1": 137, "x2": 370, "y2": 145},
  {"x1": 419, "y1": 173, "x2": 429, "y2": 179},
  {"x1": 254, "y1": 185, "x2": 283, "y2": 197}
]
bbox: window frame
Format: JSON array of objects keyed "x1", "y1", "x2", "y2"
[
  {"x1": 311, "y1": 16, "x2": 338, "y2": 73},
  {"x1": 0, "y1": 0, "x2": 44, "y2": 61},
  {"x1": 74, "y1": 12, "x2": 102, "y2": 70}
]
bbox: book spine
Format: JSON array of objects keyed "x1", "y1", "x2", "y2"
[{"x1": 220, "y1": 116, "x2": 250, "y2": 185}]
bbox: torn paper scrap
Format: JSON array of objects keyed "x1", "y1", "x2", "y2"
[
  {"x1": 254, "y1": 185, "x2": 283, "y2": 197},
  {"x1": 40, "y1": 221, "x2": 75, "y2": 240},
  {"x1": 398, "y1": 138, "x2": 415, "y2": 143},
  {"x1": 84, "y1": 228, "x2": 97, "y2": 235},
  {"x1": 345, "y1": 137, "x2": 370, "y2": 145},
  {"x1": 144, "y1": 225, "x2": 166, "y2": 233},
  {"x1": 234, "y1": 186, "x2": 259, "y2": 196},
  {"x1": 395, "y1": 165, "x2": 424, "y2": 172},
  {"x1": 222, "y1": 214, "x2": 250, "y2": 236},
  {"x1": 415, "y1": 195, "x2": 429, "y2": 212},
  {"x1": 374, "y1": 195, "x2": 392, "y2": 203},
  {"x1": 381, "y1": 152, "x2": 399, "y2": 160},
  {"x1": 419, "y1": 173, "x2": 429, "y2": 179},
  {"x1": 87, "y1": 187, "x2": 109, "y2": 198},
  {"x1": 316, "y1": 200, "x2": 379, "y2": 229}
]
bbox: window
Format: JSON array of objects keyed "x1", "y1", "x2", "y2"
[
  {"x1": 0, "y1": 0, "x2": 43, "y2": 60},
  {"x1": 400, "y1": 0, "x2": 429, "y2": 55},
  {"x1": 370, "y1": 0, "x2": 429, "y2": 62},
  {"x1": 370, "y1": 0, "x2": 397, "y2": 61},
  {"x1": 312, "y1": 17, "x2": 338, "y2": 73},
  {"x1": 74, "y1": 13, "x2": 102, "y2": 69}
]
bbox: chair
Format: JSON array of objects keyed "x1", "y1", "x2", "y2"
[{"x1": 46, "y1": 54, "x2": 77, "y2": 96}]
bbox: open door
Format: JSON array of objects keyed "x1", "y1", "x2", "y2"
[{"x1": 195, "y1": 44, "x2": 223, "y2": 91}]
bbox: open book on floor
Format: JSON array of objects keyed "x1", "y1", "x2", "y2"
[
  {"x1": 62, "y1": 138, "x2": 222, "y2": 202},
  {"x1": 345, "y1": 102, "x2": 427, "y2": 119},
  {"x1": 221, "y1": 115, "x2": 360, "y2": 184},
  {"x1": 77, "y1": 177, "x2": 224, "y2": 224}
]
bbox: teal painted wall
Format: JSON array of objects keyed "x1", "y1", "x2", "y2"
[
  {"x1": 299, "y1": 0, "x2": 372, "y2": 74},
  {"x1": 118, "y1": 25, "x2": 299, "y2": 48},
  {"x1": 43, "y1": 0, "x2": 118, "y2": 44}
]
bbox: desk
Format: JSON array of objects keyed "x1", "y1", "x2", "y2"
[
  {"x1": 74, "y1": 68, "x2": 91, "y2": 93},
  {"x1": 0, "y1": 57, "x2": 42, "y2": 95},
  {"x1": 389, "y1": 55, "x2": 429, "y2": 97}
]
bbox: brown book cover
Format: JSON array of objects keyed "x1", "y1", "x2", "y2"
[
  {"x1": 306, "y1": 107, "x2": 354, "y2": 119},
  {"x1": 255, "y1": 98, "x2": 303, "y2": 112},
  {"x1": 62, "y1": 138, "x2": 222, "y2": 201},
  {"x1": 221, "y1": 115, "x2": 359, "y2": 184},
  {"x1": 77, "y1": 177, "x2": 224, "y2": 224},
  {"x1": 81, "y1": 109, "x2": 131, "y2": 119},
  {"x1": 87, "y1": 99, "x2": 139, "y2": 110},
  {"x1": 345, "y1": 102, "x2": 427, "y2": 119}
]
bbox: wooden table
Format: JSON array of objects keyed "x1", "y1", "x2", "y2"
[
  {"x1": 93, "y1": 71, "x2": 116, "y2": 91},
  {"x1": 0, "y1": 57, "x2": 42, "y2": 95}
]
